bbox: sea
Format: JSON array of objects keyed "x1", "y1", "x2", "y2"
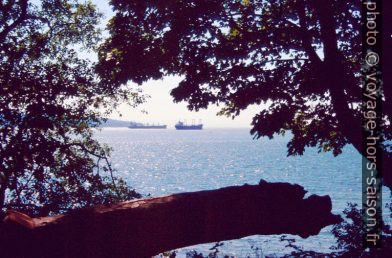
[{"x1": 94, "y1": 128, "x2": 391, "y2": 257}]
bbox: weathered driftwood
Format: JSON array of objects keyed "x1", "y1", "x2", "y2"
[{"x1": 0, "y1": 181, "x2": 341, "y2": 258}]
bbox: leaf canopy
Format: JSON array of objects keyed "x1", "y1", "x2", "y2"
[{"x1": 0, "y1": 0, "x2": 141, "y2": 216}]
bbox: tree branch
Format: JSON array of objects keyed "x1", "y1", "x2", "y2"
[
  {"x1": 313, "y1": 0, "x2": 362, "y2": 153},
  {"x1": 0, "y1": 0, "x2": 28, "y2": 44},
  {"x1": 64, "y1": 142, "x2": 120, "y2": 196},
  {"x1": 296, "y1": 1, "x2": 322, "y2": 65},
  {"x1": 0, "y1": 181, "x2": 341, "y2": 258}
]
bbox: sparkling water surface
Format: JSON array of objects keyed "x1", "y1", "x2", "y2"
[{"x1": 94, "y1": 128, "x2": 390, "y2": 257}]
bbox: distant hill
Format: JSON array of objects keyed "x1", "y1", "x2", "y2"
[{"x1": 99, "y1": 119, "x2": 130, "y2": 127}]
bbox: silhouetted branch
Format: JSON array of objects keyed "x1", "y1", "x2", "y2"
[
  {"x1": 1, "y1": 181, "x2": 341, "y2": 258},
  {"x1": 65, "y1": 142, "x2": 120, "y2": 197},
  {"x1": 0, "y1": 0, "x2": 28, "y2": 44}
]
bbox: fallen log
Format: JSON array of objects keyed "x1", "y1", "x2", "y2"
[{"x1": 0, "y1": 181, "x2": 341, "y2": 258}]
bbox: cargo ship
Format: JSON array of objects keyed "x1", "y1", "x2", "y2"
[
  {"x1": 175, "y1": 120, "x2": 203, "y2": 130},
  {"x1": 128, "y1": 121, "x2": 167, "y2": 129}
]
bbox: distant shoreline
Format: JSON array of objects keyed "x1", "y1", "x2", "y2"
[{"x1": 99, "y1": 119, "x2": 251, "y2": 129}]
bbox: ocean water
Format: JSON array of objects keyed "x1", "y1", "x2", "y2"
[{"x1": 94, "y1": 128, "x2": 390, "y2": 257}]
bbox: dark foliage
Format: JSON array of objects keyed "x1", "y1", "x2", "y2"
[
  {"x1": 97, "y1": 0, "x2": 392, "y2": 187},
  {"x1": 0, "y1": 0, "x2": 142, "y2": 216},
  {"x1": 331, "y1": 204, "x2": 392, "y2": 257},
  {"x1": 278, "y1": 203, "x2": 392, "y2": 257}
]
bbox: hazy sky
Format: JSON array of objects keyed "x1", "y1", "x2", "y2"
[{"x1": 91, "y1": 0, "x2": 262, "y2": 128}]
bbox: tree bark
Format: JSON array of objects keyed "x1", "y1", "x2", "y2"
[
  {"x1": 0, "y1": 181, "x2": 341, "y2": 258},
  {"x1": 382, "y1": 1, "x2": 392, "y2": 188},
  {"x1": 315, "y1": 1, "x2": 392, "y2": 189},
  {"x1": 314, "y1": 0, "x2": 362, "y2": 151}
]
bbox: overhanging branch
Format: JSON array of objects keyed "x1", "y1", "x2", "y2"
[{"x1": 1, "y1": 181, "x2": 341, "y2": 258}]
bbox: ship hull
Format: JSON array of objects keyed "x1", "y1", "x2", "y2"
[
  {"x1": 128, "y1": 125, "x2": 167, "y2": 129},
  {"x1": 175, "y1": 124, "x2": 203, "y2": 130}
]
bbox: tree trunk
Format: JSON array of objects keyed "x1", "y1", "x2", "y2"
[
  {"x1": 315, "y1": 1, "x2": 391, "y2": 189},
  {"x1": 382, "y1": 1, "x2": 392, "y2": 188},
  {"x1": 0, "y1": 181, "x2": 341, "y2": 258},
  {"x1": 0, "y1": 179, "x2": 7, "y2": 213}
]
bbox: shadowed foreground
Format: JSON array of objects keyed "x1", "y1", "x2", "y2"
[{"x1": 0, "y1": 181, "x2": 341, "y2": 258}]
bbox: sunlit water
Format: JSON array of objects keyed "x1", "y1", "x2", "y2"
[{"x1": 94, "y1": 128, "x2": 391, "y2": 257}]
